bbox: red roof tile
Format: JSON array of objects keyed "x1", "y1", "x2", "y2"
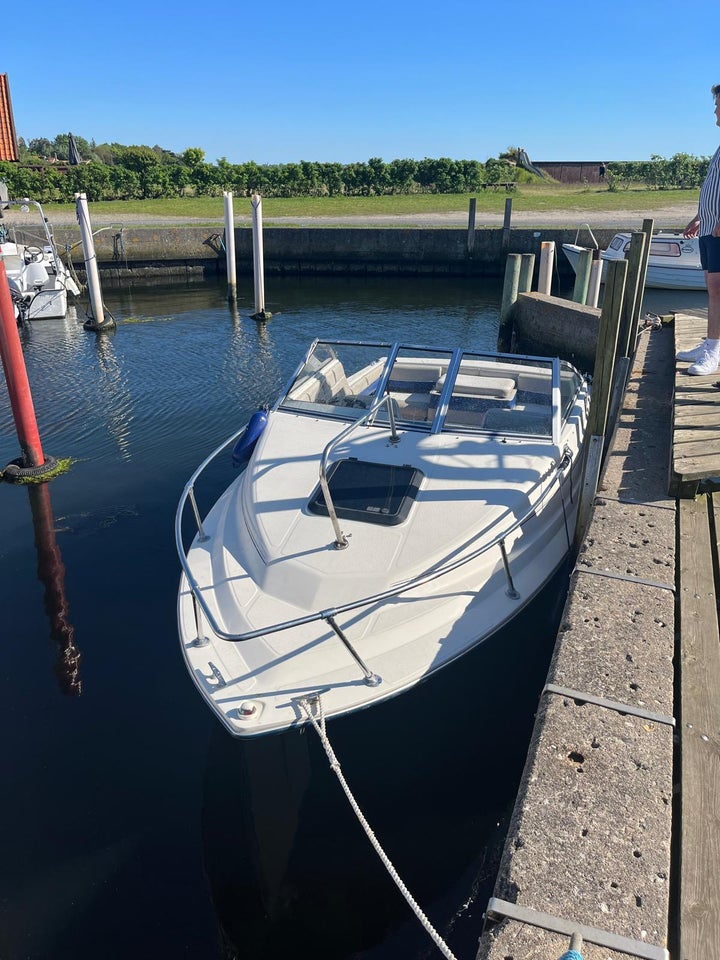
[{"x1": 0, "y1": 74, "x2": 19, "y2": 162}]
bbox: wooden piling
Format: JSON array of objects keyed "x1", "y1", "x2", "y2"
[
  {"x1": 467, "y1": 198, "x2": 476, "y2": 254},
  {"x1": 631, "y1": 218, "x2": 655, "y2": 333},
  {"x1": 502, "y1": 198, "x2": 512, "y2": 253},
  {"x1": 537, "y1": 241, "x2": 555, "y2": 295},
  {"x1": 518, "y1": 253, "x2": 535, "y2": 293},
  {"x1": 497, "y1": 254, "x2": 521, "y2": 352},
  {"x1": 574, "y1": 258, "x2": 627, "y2": 549},
  {"x1": 571, "y1": 248, "x2": 593, "y2": 304},
  {"x1": 587, "y1": 258, "x2": 602, "y2": 308},
  {"x1": 617, "y1": 230, "x2": 648, "y2": 360}
]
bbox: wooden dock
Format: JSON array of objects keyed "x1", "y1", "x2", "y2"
[
  {"x1": 479, "y1": 311, "x2": 720, "y2": 960},
  {"x1": 673, "y1": 311, "x2": 720, "y2": 960},
  {"x1": 671, "y1": 310, "x2": 720, "y2": 497}
]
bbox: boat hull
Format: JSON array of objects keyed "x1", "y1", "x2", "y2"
[
  {"x1": 179, "y1": 485, "x2": 578, "y2": 738},
  {"x1": 562, "y1": 235, "x2": 706, "y2": 290},
  {"x1": 0, "y1": 201, "x2": 79, "y2": 321},
  {"x1": 177, "y1": 341, "x2": 590, "y2": 737}
]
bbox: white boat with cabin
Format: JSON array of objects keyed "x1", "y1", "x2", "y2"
[
  {"x1": 176, "y1": 339, "x2": 590, "y2": 738},
  {"x1": 0, "y1": 198, "x2": 80, "y2": 321},
  {"x1": 562, "y1": 229, "x2": 705, "y2": 290}
]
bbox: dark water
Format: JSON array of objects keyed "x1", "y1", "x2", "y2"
[{"x1": 0, "y1": 275, "x2": 697, "y2": 959}]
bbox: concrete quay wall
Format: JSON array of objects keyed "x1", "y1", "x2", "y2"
[
  {"x1": 478, "y1": 324, "x2": 676, "y2": 960},
  {"x1": 51, "y1": 225, "x2": 619, "y2": 282}
]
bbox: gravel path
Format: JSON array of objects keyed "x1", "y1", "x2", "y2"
[{"x1": 7, "y1": 203, "x2": 699, "y2": 230}]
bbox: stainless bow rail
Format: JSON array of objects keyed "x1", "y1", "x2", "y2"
[{"x1": 175, "y1": 406, "x2": 576, "y2": 674}]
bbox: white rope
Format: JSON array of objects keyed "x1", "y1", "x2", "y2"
[{"x1": 299, "y1": 696, "x2": 458, "y2": 960}]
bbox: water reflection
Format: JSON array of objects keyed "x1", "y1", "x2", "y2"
[
  {"x1": 93, "y1": 329, "x2": 133, "y2": 462},
  {"x1": 27, "y1": 482, "x2": 81, "y2": 696}
]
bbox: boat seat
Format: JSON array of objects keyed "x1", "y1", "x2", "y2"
[
  {"x1": 1, "y1": 254, "x2": 23, "y2": 278},
  {"x1": 289, "y1": 357, "x2": 347, "y2": 403},
  {"x1": 434, "y1": 373, "x2": 516, "y2": 400},
  {"x1": 387, "y1": 361, "x2": 443, "y2": 393}
]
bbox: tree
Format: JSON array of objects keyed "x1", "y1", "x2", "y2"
[{"x1": 182, "y1": 147, "x2": 205, "y2": 169}]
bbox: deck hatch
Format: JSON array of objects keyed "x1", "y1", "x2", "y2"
[{"x1": 308, "y1": 459, "x2": 424, "y2": 526}]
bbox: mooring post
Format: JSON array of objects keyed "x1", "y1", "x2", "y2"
[
  {"x1": 501, "y1": 198, "x2": 512, "y2": 252},
  {"x1": 518, "y1": 253, "x2": 535, "y2": 293},
  {"x1": 250, "y1": 193, "x2": 271, "y2": 321},
  {"x1": 574, "y1": 258, "x2": 627, "y2": 550},
  {"x1": 223, "y1": 191, "x2": 237, "y2": 302},
  {"x1": 75, "y1": 192, "x2": 114, "y2": 331},
  {"x1": 617, "y1": 230, "x2": 647, "y2": 361},
  {"x1": 629, "y1": 218, "x2": 655, "y2": 333},
  {"x1": 0, "y1": 263, "x2": 44, "y2": 468},
  {"x1": 587, "y1": 256, "x2": 603, "y2": 308},
  {"x1": 497, "y1": 254, "x2": 521, "y2": 352},
  {"x1": 467, "y1": 197, "x2": 476, "y2": 254},
  {"x1": 537, "y1": 241, "x2": 555, "y2": 295},
  {"x1": 572, "y1": 247, "x2": 593, "y2": 304}
]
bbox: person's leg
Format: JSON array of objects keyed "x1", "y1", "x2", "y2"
[
  {"x1": 687, "y1": 239, "x2": 720, "y2": 374},
  {"x1": 677, "y1": 237, "x2": 713, "y2": 360},
  {"x1": 707, "y1": 269, "x2": 720, "y2": 339}
]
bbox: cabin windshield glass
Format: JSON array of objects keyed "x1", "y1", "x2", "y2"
[
  {"x1": 280, "y1": 341, "x2": 389, "y2": 417},
  {"x1": 279, "y1": 341, "x2": 583, "y2": 439},
  {"x1": 439, "y1": 353, "x2": 554, "y2": 437},
  {"x1": 372, "y1": 347, "x2": 454, "y2": 429}
]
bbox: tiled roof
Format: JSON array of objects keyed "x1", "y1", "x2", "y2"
[{"x1": 0, "y1": 74, "x2": 19, "y2": 162}]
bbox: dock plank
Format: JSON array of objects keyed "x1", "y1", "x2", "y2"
[
  {"x1": 671, "y1": 312, "x2": 720, "y2": 496},
  {"x1": 678, "y1": 494, "x2": 720, "y2": 960}
]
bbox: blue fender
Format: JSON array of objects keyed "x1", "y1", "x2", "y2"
[{"x1": 232, "y1": 408, "x2": 268, "y2": 467}]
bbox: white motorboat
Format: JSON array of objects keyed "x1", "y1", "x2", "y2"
[
  {"x1": 562, "y1": 230, "x2": 705, "y2": 290},
  {"x1": 0, "y1": 198, "x2": 80, "y2": 320},
  {"x1": 176, "y1": 339, "x2": 590, "y2": 738}
]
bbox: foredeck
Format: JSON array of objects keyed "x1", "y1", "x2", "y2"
[{"x1": 671, "y1": 310, "x2": 720, "y2": 496}]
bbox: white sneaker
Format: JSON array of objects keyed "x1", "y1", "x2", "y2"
[
  {"x1": 687, "y1": 347, "x2": 720, "y2": 375},
  {"x1": 677, "y1": 341, "x2": 706, "y2": 361}
]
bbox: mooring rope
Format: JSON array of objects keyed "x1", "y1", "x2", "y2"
[{"x1": 298, "y1": 695, "x2": 458, "y2": 960}]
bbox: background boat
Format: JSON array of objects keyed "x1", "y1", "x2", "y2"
[
  {"x1": 0, "y1": 197, "x2": 80, "y2": 320},
  {"x1": 562, "y1": 230, "x2": 705, "y2": 290}
]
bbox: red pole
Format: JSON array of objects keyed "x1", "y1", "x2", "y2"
[{"x1": 0, "y1": 262, "x2": 44, "y2": 467}]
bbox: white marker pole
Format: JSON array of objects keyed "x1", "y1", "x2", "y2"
[
  {"x1": 74, "y1": 192, "x2": 109, "y2": 329},
  {"x1": 537, "y1": 241, "x2": 555, "y2": 295},
  {"x1": 223, "y1": 191, "x2": 236, "y2": 301},
  {"x1": 250, "y1": 193, "x2": 270, "y2": 320},
  {"x1": 587, "y1": 259, "x2": 603, "y2": 308}
]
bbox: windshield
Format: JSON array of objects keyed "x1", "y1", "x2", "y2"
[{"x1": 279, "y1": 341, "x2": 583, "y2": 440}]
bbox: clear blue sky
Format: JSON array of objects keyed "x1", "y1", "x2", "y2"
[{"x1": 4, "y1": 0, "x2": 720, "y2": 166}]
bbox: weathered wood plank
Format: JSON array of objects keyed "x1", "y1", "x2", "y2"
[
  {"x1": 674, "y1": 410, "x2": 720, "y2": 426},
  {"x1": 671, "y1": 313, "x2": 720, "y2": 491},
  {"x1": 672, "y1": 457, "x2": 720, "y2": 481},
  {"x1": 678, "y1": 495, "x2": 720, "y2": 960},
  {"x1": 674, "y1": 432, "x2": 720, "y2": 450}
]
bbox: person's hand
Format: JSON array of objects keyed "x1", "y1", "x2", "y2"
[
  {"x1": 713, "y1": 221, "x2": 720, "y2": 238},
  {"x1": 684, "y1": 216, "x2": 701, "y2": 238}
]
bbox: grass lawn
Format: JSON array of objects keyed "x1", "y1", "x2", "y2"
[{"x1": 45, "y1": 184, "x2": 700, "y2": 221}]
